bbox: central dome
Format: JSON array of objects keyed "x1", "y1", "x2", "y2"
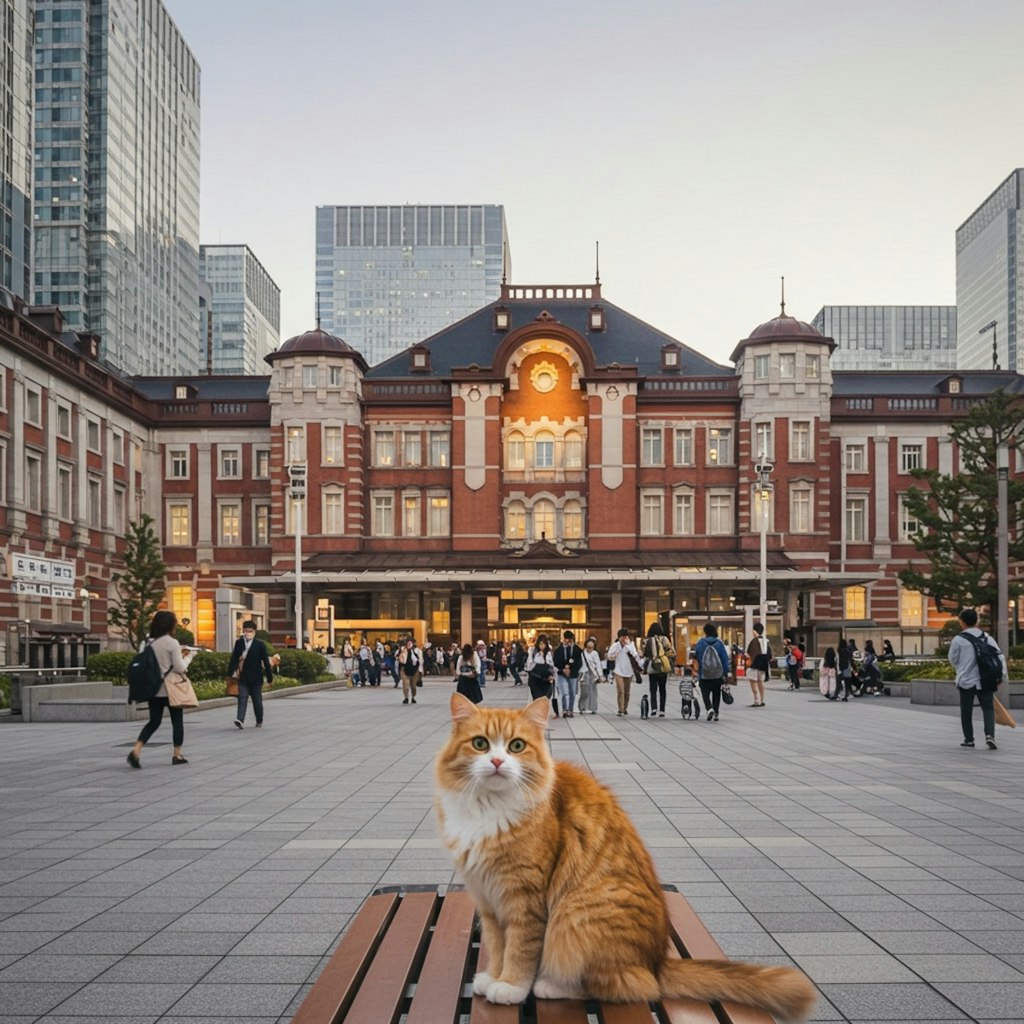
[{"x1": 747, "y1": 313, "x2": 824, "y2": 341}]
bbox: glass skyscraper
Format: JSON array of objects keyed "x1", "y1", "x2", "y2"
[
  {"x1": 956, "y1": 169, "x2": 1024, "y2": 373},
  {"x1": 199, "y1": 245, "x2": 281, "y2": 375},
  {"x1": 812, "y1": 306, "x2": 957, "y2": 371},
  {"x1": 315, "y1": 204, "x2": 509, "y2": 366},
  {"x1": 1, "y1": 0, "x2": 33, "y2": 304},
  {"x1": 33, "y1": 0, "x2": 201, "y2": 376}
]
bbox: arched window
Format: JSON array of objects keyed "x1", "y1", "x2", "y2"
[
  {"x1": 563, "y1": 500, "x2": 583, "y2": 539},
  {"x1": 534, "y1": 431, "x2": 555, "y2": 469},
  {"x1": 564, "y1": 430, "x2": 583, "y2": 469},
  {"x1": 505, "y1": 501, "x2": 526, "y2": 540},
  {"x1": 507, "y1": 431, "x2": 525, "y2": 471},
  {"x1": 533, "y1": 499, "x2": 556, "y2": 541}
]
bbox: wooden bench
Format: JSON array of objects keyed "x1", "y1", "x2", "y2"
[{"x1": 291, "y1": 884, "x2": 776, "y2": 1024}]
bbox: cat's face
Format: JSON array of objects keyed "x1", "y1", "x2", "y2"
[{"x1": 437, "y1": 695, "x2": 552, "y2": 799}]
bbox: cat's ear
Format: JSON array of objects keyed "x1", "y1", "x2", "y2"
[
  {"x1": 450, "y1": 692, "x2": 479, "y2": 722},
  {"x1": 521, "y1": 697, "x2": 551, "y2": 731}
]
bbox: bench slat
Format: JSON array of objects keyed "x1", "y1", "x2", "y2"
[
  {"x1": 405, "y1": 890, "x2": 475, "y2": 1024},
  {"x1": 344, "y1": 889, "x2": 437, "y2": 1024},
  {"x1": 471, "y1": 933, "x2": 521, "y2": 1024},
  {"x1": 535, "y1": 997, "x2": 590, "y2": 1023},
  {"x1": 290, "y1": 890, "x2": 400, "y2": 1024},
  {"x1": 665, "y1": 892, "x2": 774, "y2": 1024},
  {"x1": 660, "y1": 938, "x2": 722, "y2": 1024}
]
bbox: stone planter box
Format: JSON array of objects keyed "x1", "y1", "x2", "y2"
[{"x1": 910, "y1": 679, "x2": 1024, "y2": 709}]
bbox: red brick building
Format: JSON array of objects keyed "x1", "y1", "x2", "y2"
[{"x1": 2, "y1": 284, "x2": 1019, "y2": 665}]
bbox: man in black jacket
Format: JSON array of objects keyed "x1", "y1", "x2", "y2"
[
  {"x1": 552, "y1": 630, "x2": 584, "y2": 718},
  {"x1": 227, "y1": 620, "x2": 274, "y2": 729}
]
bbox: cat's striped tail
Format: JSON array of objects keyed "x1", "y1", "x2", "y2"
[{"x1": 658, "y1": 958, "x2": 816, "y2": 1021}]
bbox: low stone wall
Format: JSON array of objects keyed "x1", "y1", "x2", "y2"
[{"x1": 910, "y1": 679, "x2": 1024, "y2": 709}]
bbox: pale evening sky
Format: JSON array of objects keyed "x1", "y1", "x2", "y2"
[{"x1": 167, "y1": 0, "x2": 1024, "y2": 366}]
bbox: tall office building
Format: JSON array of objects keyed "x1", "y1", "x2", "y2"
[
  {"x1": 956, "y1": 169, "x2": 1024, "y2": 372},
  {"x1": 812, "y1": 306, "x2": 957, "y2": 371},
  {"x1": 0, "y1": 0, "x2": 33, "y2": 304},
  {"x1": 33, "y1": 0, "x2": 201, "y2": 377},
  {"x1": 198, "y1": 245, "x2": 281, "y2": 374},
  {"x1": 315, "y1": 204, "x2": 509, "y2": 366}
]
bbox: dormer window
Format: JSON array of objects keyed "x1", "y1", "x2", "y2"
[
  {"x1": 494, "y1": 306, "x2": 510, "y2": 331},
  {"x1": 661, "y1": 344, "x2": 681, "y2": 371},
  {"x1": 409, "y1": 346, "x2": 431, "y2": 373},
  {"x1": 588, "y1": 305, "x2": 606, "y2": 332},
  {"x1": 949, "y1": 379, "x2": 960, "y2": 394},
  {"x1": 174, "y1": 385, "x2": 189, "y2": 400}
]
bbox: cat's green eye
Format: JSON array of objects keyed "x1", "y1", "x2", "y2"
[
  {"x1": 508, "y1": 738, "x2": 526, "y2": 753},
  {"x1": 471, "y1": 736, "x2": 490, "y2": 752}
]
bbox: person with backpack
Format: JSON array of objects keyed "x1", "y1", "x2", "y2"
[
  {"x1": 949, "y1": 607, "x2": 1007, "y2": 750},
  {"x1": 860, "y1": 639, "x2": 882, "y2": 694},
  {"x1": 783, "y1": 638, "x2": 804, "y2": 690},
  {"x1": 820, "y1": 647, "x2": 839, "y2": 700},
  {"x1": 692, "y1": 622, "x2": 731, "y2": 721},
  {"x1": 643, "y1": 622, "x2": 675, "y2": 717},
  {"x1": 126, "y1": 610, "x2": 195, "y2": 768},
  {"x1": 744, "y1": 623, "x2": 771, "y2": 707}
]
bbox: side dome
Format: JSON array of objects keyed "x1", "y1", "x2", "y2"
[
  {"x1": 746, "y1": 313, "x2": 825, "y2": 341},
  {"x1": 265, "y1": 327, "x2": 368, "y2": 370}
]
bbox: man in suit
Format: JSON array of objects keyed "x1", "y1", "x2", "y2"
[
  {"x1": 227, "y1": 620, "x2": 274, "y2": 729},
  {"x1": 552, "y1": 629, "x2": 584, "y2": 718}
]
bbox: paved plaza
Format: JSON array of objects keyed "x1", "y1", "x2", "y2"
[{"x1": 0, "y1": 676, "x2": 1023, "y2": 1023}]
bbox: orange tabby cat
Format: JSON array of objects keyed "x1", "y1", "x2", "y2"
[{"x1": 435, "y1": 694, "x2": 816, "y2": 1019}]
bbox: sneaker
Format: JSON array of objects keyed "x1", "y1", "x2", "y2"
[
  {"x1": 126, "y1": 751, "x2": 141, "y2": 769},
  {"x1": 402, "y1": 698, "x2": 409, "y2": 704},
  {"x1": 255, "y1": 723, "x2": 263, "y2": 729},
  {"x1": 658, "y1": 711, "x2": 665, "y2": 717},
  {"x1": 961, "y1": 740, "x2": 974, "y2": 747},
  {"x1": 234, "y1": 719, "x2": 243, "y2": 730},
  {"x1": 411, "y1": 698, "x2": 416, "y2": 704},
  {"x1": 713, "y1": 711, "x2": 720, "y2": 721},
  {"x1": 707, "y1": 709, "x2": 714, "y2": 720},
  {"x1": 986, "y1": 736, "x2": 998, "y2": 750}
]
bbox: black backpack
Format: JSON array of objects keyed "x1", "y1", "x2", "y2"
[
  {"x1": 127, "y1": 642, "x2": 165, "y2": 704},
  {"x1": 963, "y1": 631, "x2": 1003, "y2": 692}
]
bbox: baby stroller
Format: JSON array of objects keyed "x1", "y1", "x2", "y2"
[{"x1": 679, "y1": 675, "x2": 701, "y2": 720}]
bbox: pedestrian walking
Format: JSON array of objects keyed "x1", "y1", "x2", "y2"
[
  {"x1": 606, "y1": 627, "x2": 641, "y2": 717},
  {"x1": 398, "y1": 637, "x2": 423, "y2": 704},
  {"x1": 693, "y1": 622, "x2": 731, "y2": 721},
  {"x1": 578, "y1": 635, "x2": 604, "y2": 713},
  {"x1": 745, "y1": 623, "x2": 771, "y2": 707},
  {"x1": 949, "y1": 607, "x2": 1007, "y2": 750},
  {"x1": 526, "y1": 634, "x2": 556, "y2": 717},
  {"x1": 227, "y1": 619, "x2": 274, "y2": 729},
  {"x1": 553, "y1": 630, "x2": 583, "y2": 717},
  {"x1": 643, "y1": 622, "x2": 674, "y2": 717}
]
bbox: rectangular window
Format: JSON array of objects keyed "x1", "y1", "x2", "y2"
[
  {"x1": 563, "y1": 503, "x2": 583, "y2": 539},
  {"x1": 708, "y1": 427, "x2": 732, "y2": 465},
  {"x1": 26, "y1": 386, "x2": 42, "y2": 425},
  {"x1": 640, "y1": 427, "x2": 663, "y2": 466},
  {"x1": 254, "y1": 503, "x2": 271, "y2": 545},
  {"x1": 806, "y1": 354, "x2": 820, "y2": 379},
  {"x1": 375, "y1": 430, "x2": 396, "y2": 467},
  {"x1": 87, "y1": 477, "x2": 101, "y2": 528},
  {"x1": 534, "y1": 435, "x2": 554, "y2": 468},
  {"x1": 329, "y1": 366, "x2": 343, "y2": 386},
  {"x1": 254, "y1": 448, "x2": 270, "y2": 478},
  {"x1": 754, "y1": 354, "x2": 770, "y2": 379},
  {"x1": 403, "y1": 494, "x2": 420, "y2": 537},
  {"x1": 640, "y1": 491, "x2": 663, "y2": 535},
  {"x1": 113, "y1": 486, "x2": 126, "y2": 535},
  {"x1": 673, "y1": 491, "x2": 694, "y2": 535},
  {"x1": 219, "y1": 502, "x2": 241, "y2": 545},
  {"x1": 56, "y1": 403, "x2": 72, "y2": 438},
  {"x1": 564, "y1": 434, "x2": 584, "y2": 469},
  {"x1": 754, "y1": 422, "x2": 772, "y2": 461},
  {"x1": 169, "y1": 447, "x2": 189, "y2": 478},
  {"x1": 845, "y1": 586, "x2": 867, "y2": 619},
  {"x1": 286, "y1": 425, "x2": 305, "y2": 464},
  {"x1": 219, "y1": 447, "x2": 240, "y2": 478},
  {"x1": 899, "y1": 497, "x2": 920, "y2": 540},
  {"x1": 323, "y1": 492, "x2": 344, "y2": 535},
  {"x1": 25, "y1": 453, "x2": 41, "y2": 510},
  {"x1": 403, "y1": 431, "x2": 422, "y2": 466},
  {"x1": 86, "y1": 418, "x2": 101, "y2": 452},
  {"x1": 429, "y1": 430, "x2": 450, "y2": 467},
  {"x1": 674, "y1": 428, "x2": 693, "y2": 466},
  {"x1": 845, "y1": 443, "x2": 866, "y2": 473},
  {"x1": 428, "y1": 495, "x2": 450, "y2": 536},
  {"x1": 303, "y1": 365, "x2": 318, "y2": 388},
  {"x1": 507, "y1": 435, "x2": 525, "y2": 470},
  {"x1": 168, "y1": 586, "x2": 192, "y2": 627},
  {"x1": 111, "y1": 430, "x2": 124, "y2": 465},
  {"x1": 791, "y1": 421, "x2": 811, "y2": 461},
  {"x1": 323, "y1": 426, "x2": 343, "y2": 465},
  {"x1": 169, "y1": 503, "x2": 191, "y2": 545},
  {"x1": 779, "y1": 353, "x2": 796, "y2": 378},
  {"x1": 846, "y1": 497, "x2": 867, "y2": 542},
  {"x1": 901, "y1": 443, "x2": 923, "y2": 472},
  {"x1": 708, "y1": 493, "x2": 734, "y2": 535},
  {"x1": 506, "y1": 505, "x2": 526, "y2": 539},
  {"x1": 900, "y1": 589, "x2": 925, "y2": 627},
  {"x1": 57, "y1": 463, "x2": 73, "y2": 519},
  {"x1": 790, "y1": 488, "x2": 812, "y2": 533},
  {"x1": 373, "y1": 493, "x2": 394, "y2": 536}
]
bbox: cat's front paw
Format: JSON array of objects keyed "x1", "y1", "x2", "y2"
[
  {"x1": 485, "y1": 980, "x2": 531, "y2": 1005},
  {"x1": 472, "y1": 971, "x2": 495, "y2": 996}
]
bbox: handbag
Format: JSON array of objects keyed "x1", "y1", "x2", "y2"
[
  {"x1": 165, "y1": 671, "x2": 199, "y2": 708},
  {"x1": 225, "y1": 676, "x2": 239, "y2": 696},
  {"x1": 721, "y1": 684, "x2": 734, "y2": 705},
  {"x1": 994, "y1": 696, "x2": 1017, "y2": 728}
]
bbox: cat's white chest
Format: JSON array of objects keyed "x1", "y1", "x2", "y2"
[{"x1": 439, "y1": 791, "x2": 524, "y2": 860}]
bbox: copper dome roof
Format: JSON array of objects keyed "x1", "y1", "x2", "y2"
[
  {"x1": 265, "y1": 326, "x2": 367, "y2": 368},
  {"x1": 747, "y1": 312, "x2": 825, "y2": 341}
]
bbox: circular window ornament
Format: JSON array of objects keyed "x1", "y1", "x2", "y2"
[
  {"x1": 467, "y1": 386, "x2": 482, "y2": 403},
  {"x1": 530, "y1": 361, "x2": 559, "y2": 394},
  {"x1": 606, "y1": 385, "x2": 620, "y2": 402}
]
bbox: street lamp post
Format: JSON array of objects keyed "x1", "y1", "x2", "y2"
[
  {"x1": 980, "y1": 320, "x2": 999, "y2": 371},
  {"x1": 288, "y1": 464, "x2": 307, "y2": 650},
  {"x1": 996, "y1": 443, "x2": 1009, "y2": 654},
  {"x1": 755, "y1": 453, "x2": 774, "y2": 627}
]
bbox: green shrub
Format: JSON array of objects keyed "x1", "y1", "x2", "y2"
[
  {"x1": 0, "y1": 675, "x2": 10, "y2": 710},
  {"x1": 87, "y1": 651, "x2": 134, "y2": 683},
  {"x1": 276, "y1": 649, "x2": 327, "y2": 683}
]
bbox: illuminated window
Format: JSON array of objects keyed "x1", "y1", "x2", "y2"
[
  {"x1": 168, "y1": 502, "x2": 191, "y2": 545},
  {"x1": 428, "y1": 494, "x2": 450, "y2": 536},
  {"x1": 563, "y1": 500, "x2": 583, "y2": 539},
  {"x1": 403, "y1": 431, "x2": 421, "y2": 466},
  {"x1": 375, "y1": 430, "x2": 396, "y2": 467},
  {"x1": 429, "y1": 431, "x2": 450, "y2": 467},
  {"x1": 900, "y1": 589, "x2": 925, "y2": 626},
  {"x1": 845, "y1": 586, "x2": 867, "y2": 620},
  {"x1": 219, "y1": 502, "x2": 241, "y2": 545},
  {"x1": 806, "y1": 354, "x2": 820, "y2": 379},
  {"x1": 533, "y1": 499, "x2": 556, "y2": 540},
  {"x1": 708, "y1": 427, "x2": 732, "y2": 465},
  {"x1": 564, "y1": 431, "x2": 584, "y2": 469},
  {"x1": 403, "y1": 494, "x2": 420, "y2": 537},
  {"x1": 505, "y1": 502, "x2": 526, "y2": 539},
  {"x1": 323, "y1": 426, "x2": 343, "y2": 465},
  {"x1": 507, "y1": 431, "x2": 525, "y2": 470},
  {"x1": 168, "y1": 585, "x2": 192, "y2": 624},
  {"x1": 254, "y1": 503, "x2": 270, "y2": 545}
]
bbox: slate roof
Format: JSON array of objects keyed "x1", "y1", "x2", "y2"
[
  {"x1": 365, "y1": 295, "x2": 731, "y2": 379},
  {"x1": 130, "y1": 375, "x2": 272, "y2": 400},
  {"x1": 831, "y1": 370, "x2": 1024, "y2": 395}
]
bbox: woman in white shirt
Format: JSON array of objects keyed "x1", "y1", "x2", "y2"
[{"x1": 525, "y1": 634, "x2": 556, "y2": 713}]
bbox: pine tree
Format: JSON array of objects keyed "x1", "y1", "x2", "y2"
[
  {"x1": 899, "y1": 390, "x2": 1024, "y2": 614},
  {"x1": 108, "y1": 514, "x2": 167, "y2": 649}
]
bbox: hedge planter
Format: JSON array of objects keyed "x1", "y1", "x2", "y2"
[{"x1": 910, "y1": 679, "x2": 1024, "y2": 709}]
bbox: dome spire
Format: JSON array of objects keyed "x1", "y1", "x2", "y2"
[{"x1": 780, "y1": 275, "x2": 786, "y2": 316}]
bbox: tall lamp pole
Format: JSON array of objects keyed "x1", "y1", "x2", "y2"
[
  {"x1": 980, "y1": 320, "x2": 999, "y2": 371},
  {"x1": 755, "y1": 452, "x2": 774, "y2": 626},
  {"x1": 996, "y1": 443, "x2": 1009, "y2": 654},
  {"x1": 288, "y1": 464, "x2": 307, "y2": 649}
]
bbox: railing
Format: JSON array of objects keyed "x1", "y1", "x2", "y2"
[
  {"x1": 888, "y1": 397, "x2": 938, "y2": 411},
  {"x1": 644, "y1": 379, "x2": 735, "y2": 393},
  {"x1": 363, "y1": 381, "x2": 450, "y2": 399},
  {"x1": 502, "y1": 284, "x2": 598, "y2": 301},
  {"x1": 845, "y1": 398, "x2": 873, "y2": 410}
]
